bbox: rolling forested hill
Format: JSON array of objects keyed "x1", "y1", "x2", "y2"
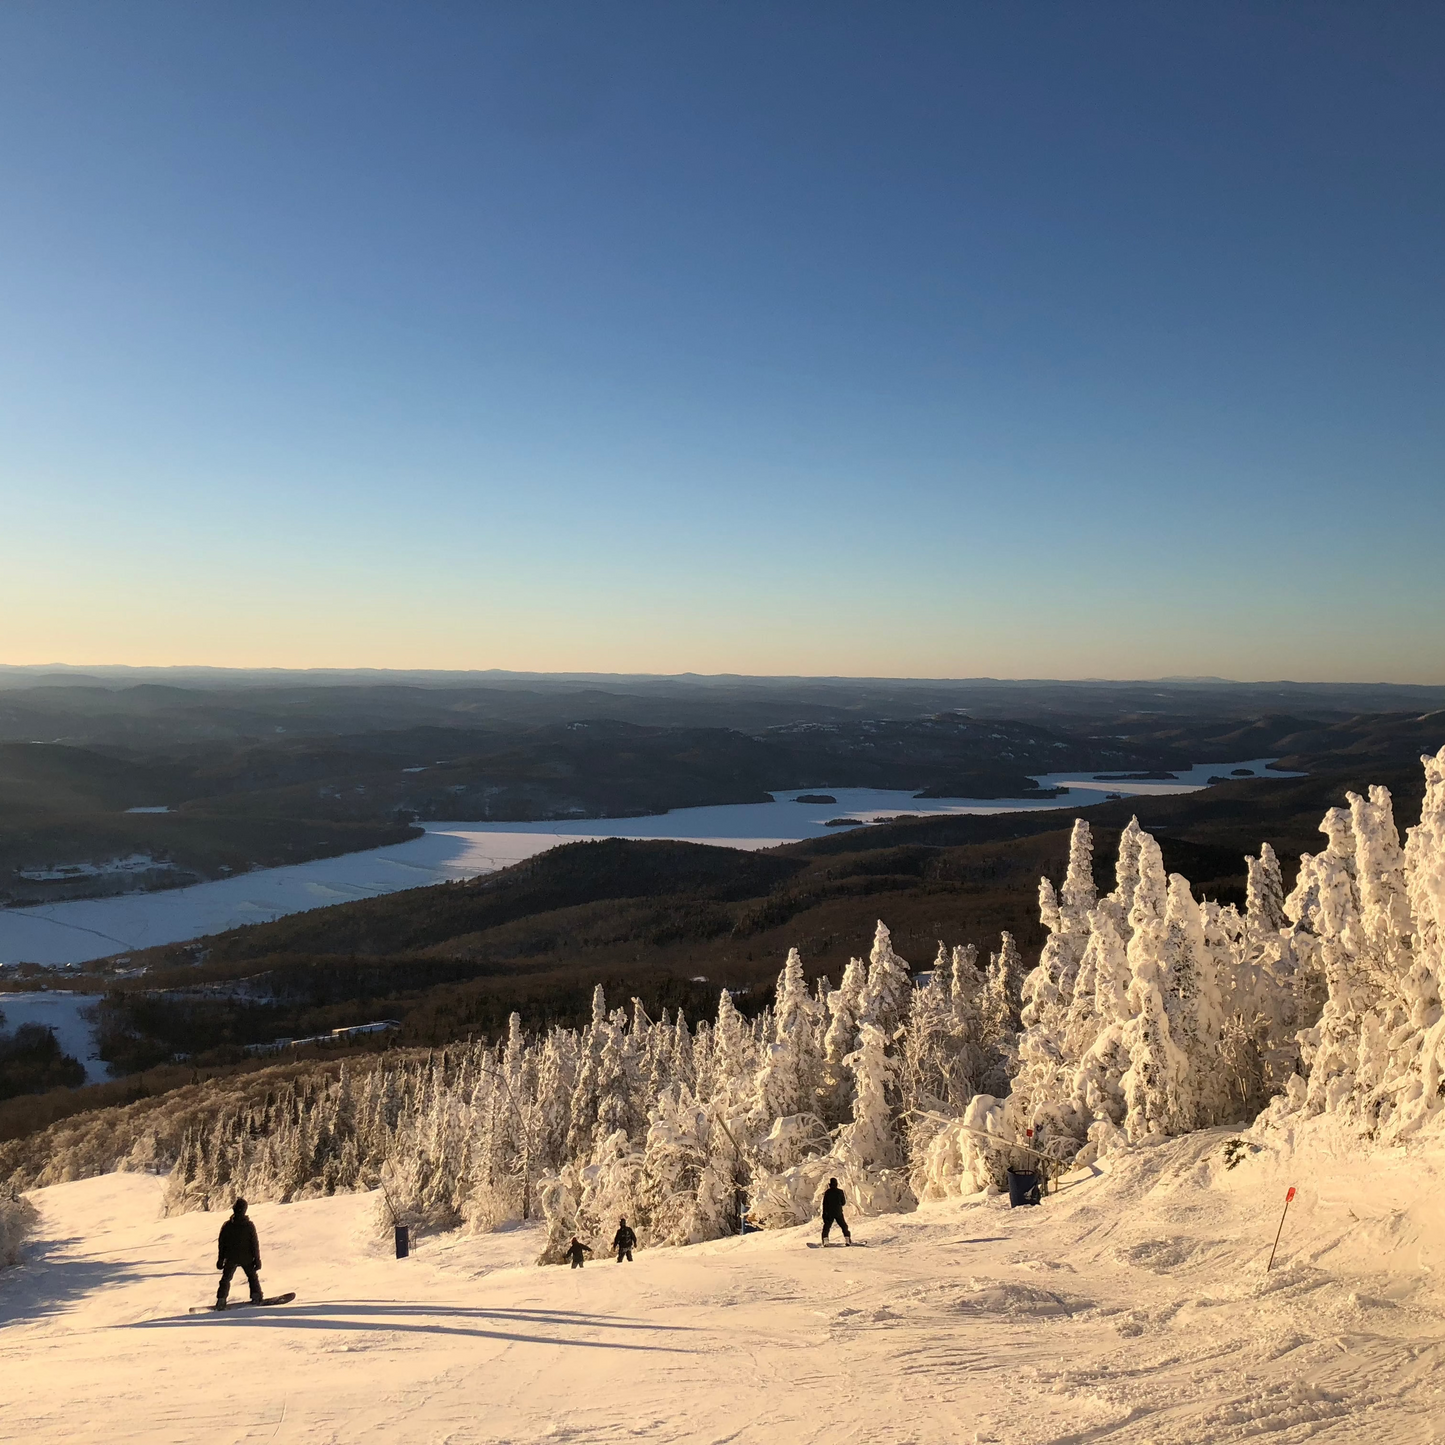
[{"x1": 5, "y1": 663, "x2": 1442, "y2": 906}]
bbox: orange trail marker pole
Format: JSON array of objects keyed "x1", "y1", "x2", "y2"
[{"x1": 1266, "y1": 1186, "x2": 1296, "y2": 1272}]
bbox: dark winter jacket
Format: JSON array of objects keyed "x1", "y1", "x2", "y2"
[
  {"x1": 612, "y1": 1225, "x2": 637, "y2": 1253},
  {"x1": 217, "y1": 1216, "x2": 261, "y2": 1269},
  {"x1": 821, "y1": 1186, "x2": 847, "y2": 1220},
  {"x1": 564, "y1": 1241, "x2": 593, "y2": 1266}
]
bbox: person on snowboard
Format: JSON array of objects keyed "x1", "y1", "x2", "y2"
[
  {"x1": 216, "y1": 1197, "x2": 265, "y2": 1307},
  {"x1": 820, "y1": 1177, "x2": 851, "y2": 1246},
  {"x1": 565, "y1": 1237, "x2": 593, "y2": 1269},
  {"x1": 613, "y1": 1217, "x2": 636, "y2": 1264}
]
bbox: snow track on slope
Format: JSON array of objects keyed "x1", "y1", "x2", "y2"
[{"x1": 2, "y1": 1120, "x2": 1441, "y2": 1445}]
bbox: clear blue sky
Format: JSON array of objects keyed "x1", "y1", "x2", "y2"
[{"x1": 2, "y1": 2, "x2": 1441, "y2": 680}]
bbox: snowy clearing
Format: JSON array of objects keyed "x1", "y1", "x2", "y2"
[
  {"x1": 3, "y1": 1118, "x2": 1440, "y2": 1445},
  {"x1": 0, "y1": 762, "x2": 1293, "y2": 968},
  {"x1": 15, "y1": 852, "x2": 177, "y2": 882}
]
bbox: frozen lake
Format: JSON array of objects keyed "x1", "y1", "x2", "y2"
[
  {"x1": 0, "y1": 759, "x2": 1293, "y2": 968},
  {"x1": 0, "y1": 989, "x2": 110, "y2": 1084}
]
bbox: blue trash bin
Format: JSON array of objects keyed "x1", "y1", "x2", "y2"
[
  {"x1": 1006, "y1": 1169, "x2": 1041, "y2": 1207},
  {"x1": 395, "y1": 1224, "x2": 410, "y2": 1258}
]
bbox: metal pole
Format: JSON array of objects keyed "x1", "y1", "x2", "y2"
[{"x1": 1266, "y1": 1186, "x2": 1296, "y2": 1271}]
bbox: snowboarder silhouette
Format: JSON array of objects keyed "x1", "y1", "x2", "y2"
[
  {"x1": 820, "y1": 1177, "x2": 851, "y2": 1245},
  {"x1": 215, "y1": 1198, "x2": 264, "y2": 1307},
  {"x1": 613, "y1": 1217, "x2": 636, "y2": 1263},
  {"x1": 565, "y1": 1237, "x2": 593, "y2": 1269}
]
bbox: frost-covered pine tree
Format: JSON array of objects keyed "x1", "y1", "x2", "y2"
[
  {"x1": 898, "y1": 970, "x2": 958, "y2": 1169},
  {"x1": 1063, "y1": 902, "x2": 1132, "y2": 1153},
  {"x1": 1119, "y1": 834, "x2": 1192, "y2": 1140},
  {"x1": 645, "y1": 1008, "x2": 673, "y2": 1100},
  {"x1": 977, "y1": 933, "x2": 1023, "y2": 1095},
  {"x1": 710, "y1": 989, "x2": 754, "y2": 1109},
  {"x1": 821, "y1": 955, "x2": 866, "y2": 1123},
  {"x1": 1011, "y1": 822, "x2": 1098, "y2": 1146},
  {"x1": 594, "y1": 1022, "x2": 642, "y2": 1145},
  {"x1": 566, "y1": 986, "x2": 610, "y2": 1160},
  {"x1": 638, "y1": 1086, "x2": 717, "y2": 1244},
  {"x1": 942, "y1": 944, "x2": 987, "y2": 1098},
  {"x1": 1246, "y1": 843, "x2": 1288, "y2": 934},
  {"x1": 1396, "y1": 753, "x2": 1445, "y2": 1129},
  {"x1": 858, "y1": 921, "x2": 913, "y2": 1040},
  {"x1": 665, "y1": 1008, "x2": 691, "y2": 1089},
  {"x1": 836, "y1": 1022, "x2": 902, "y2": 1174},
  {"x1": 749, "y1": 950, "x2": 822, "y2": 1131},
  {"x1": 774, "y1": 948, "x2": 810, "y2": 1036},
  {"x1": 1284, "y1": 771, "x2": 1444, "y2": 1135},
  {"x1": 1113, "y1": 838, "x2": 1240, "y2": 1141},
  {"x1": 533, "y1": 1030, "x2": 576, "y2": 1172},
  {"x1": 949, "y1": 943, "x2": 980, "y2": 1012}
]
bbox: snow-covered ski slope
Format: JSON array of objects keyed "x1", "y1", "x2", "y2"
[{"x1": 4, "y1": 1119, "x2": 1441, "y2": 1445}]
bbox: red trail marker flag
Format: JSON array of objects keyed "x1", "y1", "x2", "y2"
[{"x1": 1267, "y1": 1186, "x2": 1296, "y2": 1272}]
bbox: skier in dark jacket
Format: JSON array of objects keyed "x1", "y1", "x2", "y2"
[
  {"x1": 820, "y1": 1178, "x2": 851, "y2": 1245},
  {"x1": 216, "y1": 1198, "x2": 264, "y2": 1307},
  {"x1": 564, "y1": 1237, "x2": 593, "y2": 1269},
  {"x1": 613, "y1": 1217, "x2": 637, "y2": 1263}
]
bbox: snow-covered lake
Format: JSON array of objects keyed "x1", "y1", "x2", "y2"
[
  {"x1": 0, "y1": 759, "x2": 1293, "y2": 968},
  {"x1": 0, "y1": 989, "x2": 110, "y2": 1084}
]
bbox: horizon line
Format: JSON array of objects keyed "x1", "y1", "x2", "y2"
[{"x1": 3, "y1": 662, "x2": 1445, "y2": 691}]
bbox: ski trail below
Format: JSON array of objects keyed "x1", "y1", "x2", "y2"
[{"x1": 2, "y1": 1121, "x2": 1442, "y2": 1444}]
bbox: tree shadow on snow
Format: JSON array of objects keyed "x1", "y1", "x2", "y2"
[
  {"x1": 130, "y1": 1301, "x2": 698, "y2": 1352},
  {"x1": 0, "y1": 1238, "x2": 170, "y2": 1327}
]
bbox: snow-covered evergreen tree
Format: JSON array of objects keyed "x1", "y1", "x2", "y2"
[
  {"x1": 750, "y1": 950, "x2": 821, "y2": 1132},
  {"x1": 837, "y1": 1022, "x2": 900, "y2": 1169},
  {"x1": 1118, "y1": 834, "x2": 1193, "y2": 1141},
  {"x1": 565, "y1": 986, "x2": 609, "y2": 1160},
  {"x1": 821, "y1": 955, "x2": 866, "y2": 1122},
  {"x1": 710, "y1": 989, "x2": 753, "y2": 1109},
  {"x1": 858, "y1": 921, "x2": 912, "y2": 1040},
  {"x1": 978, "y1": 933, "x2": 1023, "y2": 1094},
  {"x1": 1246, "y1": 842, "x2": 1288, "y2": 934},
  {"x1": 1010, "y1": 822, "x2": 1098, "y2": 1147},
  {"x1": 593, "y1": 1026, "x2": 633, "y2": 1145}
]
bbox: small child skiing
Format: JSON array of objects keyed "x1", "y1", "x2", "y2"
[
  {"x1": 613, "y1": 1217, "x2": 637, "y2": 1263},
  {"x1": 565, "y1": 1237, "x2": 593, "y2": 1269},
  {"x1": 820, "y1": 1177, "x2": 852, "y2": 1246}
]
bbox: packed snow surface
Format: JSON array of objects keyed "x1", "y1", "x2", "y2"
[
  {"x1": 0, "y1": 763, "x2": 1293, "y2": 969},
  {"x1": 2, "y1": 1119, "x2": 1439, "y2": 1444}
]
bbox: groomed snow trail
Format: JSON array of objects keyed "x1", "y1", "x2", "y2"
[{"x1": 2, "y1": 1125, "x2": 1441, "y2": 1445}]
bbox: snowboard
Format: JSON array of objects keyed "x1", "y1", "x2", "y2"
[
  {"x1": 807, "y1": 1241, "x2": 867, "y2": 1248},
  {"x1": 191, "y1": 1292, "x2": 296, "y2": 1313}
]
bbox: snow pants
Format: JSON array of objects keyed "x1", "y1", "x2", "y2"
[
  {"x1": 570, "y1": 1257, "x2": 585, "y2": 1269},
  {"x1": 821, "y1": 1211, "x2": 850, "y2": 1243},
  {"x1": 616, "y1": 1248, "x2": 633, "y2": 1263},
  {"x1": 217, "y1": 1262, "x2": 263, "y2": 1305}
]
